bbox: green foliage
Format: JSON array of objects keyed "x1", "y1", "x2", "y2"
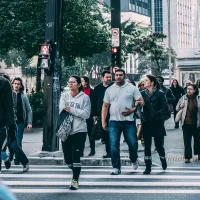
[
  {"x1": 28, "y1": 92, "x2": 44, "y2": 127},
  {"x1": 0, "y1": 0, "x2": 110, "y2": 66}
]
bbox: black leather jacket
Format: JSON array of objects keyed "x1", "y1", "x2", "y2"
[{"x1": 141, "y1": 89, "x2": 169, "y2": 122}]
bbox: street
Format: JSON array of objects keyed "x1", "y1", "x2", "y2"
[{"x1": 1, "y1": 165, "x2": 200, "y2": 200}]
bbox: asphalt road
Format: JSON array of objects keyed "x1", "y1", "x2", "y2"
[{"x1": 2, "y1": 165, "x2": 200, "y2": 200}]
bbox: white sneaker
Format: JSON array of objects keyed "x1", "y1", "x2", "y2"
[
  {"x1": 133, "y1": 159, "x2": 139, "y2": 170},
  {"x1": 110, "y1": 168, "x2": 121, "y2": 175},
  {"x1": 23, "y1": 163, "x2": 29, "y2": 172}
]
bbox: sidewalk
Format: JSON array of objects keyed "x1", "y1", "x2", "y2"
[{"x1": 21, "y1": 117, "x2": 200, "y2": 166}]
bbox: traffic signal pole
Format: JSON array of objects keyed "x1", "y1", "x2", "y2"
[
  {"x1": 42, "y1": 0, "x2": 63, "y2": 151},
  {"x1": 111, "y1": 0, "x2": 121, "y2": 71}
]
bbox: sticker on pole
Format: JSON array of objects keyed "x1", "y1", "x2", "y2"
[
  {"x1": 112, "y1": 28, "x2": 120, "y2": 47},
  {"x1": 113, "y1": 66, "x2": 119, "y2": 74}
]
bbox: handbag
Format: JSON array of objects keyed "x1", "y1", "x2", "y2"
[
  {"x1": 175, "y1": 109, "x2": 183, "y2": 123},
  {"x1": 91, "y1": 120, "x2": 102, "y2": 140},
  {"x1": 175, "y1": 97, "x2": 186, "y2": 123},
  {"x1": 56, "y1": 110, "x2": 73, "y2": 142}
]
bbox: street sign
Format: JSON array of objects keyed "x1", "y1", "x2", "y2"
[
  {"x1": 112, "y1": 28, "x2": 120, "y2": 47},
  {"x1": 113, "y1": 66, "x2": 119, "y2": 73}
]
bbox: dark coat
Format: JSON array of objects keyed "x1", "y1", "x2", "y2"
[
  {"x1": 0, "y1": 77, "x2": 15, "y2": 127},
  {"x1": 141, "y1": 89, "x2": 169, "y2": 137},
  {"x1": 161, "y1": 86, "x2": 176, "y2": 104}
]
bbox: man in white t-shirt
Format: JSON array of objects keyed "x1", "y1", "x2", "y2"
[{"x1": 102, "y1": 69, "x2": 144, "y2": 175}]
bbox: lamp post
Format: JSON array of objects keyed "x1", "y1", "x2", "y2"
[{"x1": 167, "y1": 0, "x2": 172, "y2": 85}]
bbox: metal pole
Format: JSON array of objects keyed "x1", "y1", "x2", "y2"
[
  {"x1": 42, "y1": 0, "x2": 63, "y2": 151},
  {"x1": 111, "y1": 0, "x2": 121, "y2": 70},
  {"x1": 168, "y1": 0, "x2": 172, "y2": 85}
]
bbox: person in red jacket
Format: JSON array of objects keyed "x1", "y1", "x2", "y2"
[{"x1": 81, "y1": 76, "x2": 95, "y2": 156}]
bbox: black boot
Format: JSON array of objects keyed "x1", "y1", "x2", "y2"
[
  {"x1": 160, "y1": 157, "x2": 167, "y2": 170},
  {"x1": 175, "y1": 122, "x2": 179, "y2": 129},
  {"x1": 143, "y1": 157, "x2": 152, "y2": 174},
  {"x1": 88, "y1": 149, "x2": 95, "y2": 156}
]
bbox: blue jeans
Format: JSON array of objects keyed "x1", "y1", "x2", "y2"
[
  {"x1": 16, "y1": 124, "x2": 25, "y2": 148},
  {"x1": 109, "y1": 121, "x2": 138, "y2": 170},
  {"x1": 1, "y1": 152, "x2": 9, "y2": 161},
  {"x1": 8, "y1": 140, "x2": 29, "y2": 165},
  {"x1": 0, "y1": 127, "x2": 7, "y2": 170}
]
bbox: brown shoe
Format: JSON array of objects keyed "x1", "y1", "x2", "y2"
[{"x1": 185, "y1": 159, "x2": 190, "y2": 163}]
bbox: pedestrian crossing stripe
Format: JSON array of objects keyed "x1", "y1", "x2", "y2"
[
  {"x1": 4, "y1": 181, "x2": 200, "y2": 187},
  {"x1": 2, "y1": 168, "x2": 200, "y2": 173},
  {"x1": 10, "y1": 189, "x2": 200, "y2": 194},
  {"x1": 2, "y1": 174, "x2": 200, "y2": 179}
]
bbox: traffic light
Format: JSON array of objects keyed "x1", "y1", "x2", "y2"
[
  {"x1": 39, "y1": 42, "x2": 53, "y2": 71},
  {"x1": 111, "y1": 47, "x2": 121, "y2": 67}
]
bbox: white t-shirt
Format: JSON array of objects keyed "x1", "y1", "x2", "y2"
[{"x1": 103, "y1": 82, "x2": 142, "y2": 121}]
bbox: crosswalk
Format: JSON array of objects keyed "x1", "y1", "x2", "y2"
[{"x1": 1, "y1": 165, "x2": 200, "y2": 194}]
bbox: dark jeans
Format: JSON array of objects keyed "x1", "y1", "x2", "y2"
[
  {"x1": 143, "y1": 134, "x2": 165, "y2": 158},
  {"x1": 16, "y1": 123, "x2": 25, "y2": 148},
  {"x1": 0, "y1": 127, "x2": 7, "y2": 170},
  {"x1": 109, "y1": 121, "x2": 138, "y2": 170},
  {"x1": 8, "y1": 140, "x2": 29, "y2": 165},
  {"x1": 182, "y1": 124, "x2": 200, "y2": 159}
]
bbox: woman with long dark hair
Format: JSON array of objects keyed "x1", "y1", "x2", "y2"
[
  {"x1": 59, "y1": 75, "x2": 91, "y2": 190},
  {"x1": 141, "y1": 74, "x2": 169, "y2": 174},
  {"x1": 170, "y1": 79, "x2": 184, "y2": 128},
  {"x1": 176, "y1": 83, "x2": 200, "y2": 163},
  {"x1": 81, "y1": 76, "x2": 95, "y2": 156}
]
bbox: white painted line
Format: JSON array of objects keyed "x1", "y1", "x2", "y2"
[
  {"x1": 11, "y1": 189, "x2": 200, "y2": 194},
  {"x1": 1, "y1": 174, "x2": 200, "y2": 179},
  {"x1": 4, "y1": 181, "x2": 200, "y2": 187},
  {"x1": 3, "y1": 165, "x2": 200, "y2": 169},
  {"x1": 2, "y1": 169, "x2": 200, "y2": 173}
]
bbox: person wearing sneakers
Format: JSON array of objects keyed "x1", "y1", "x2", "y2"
[
  {"x1": 0, "y1": 76, "x2": 29, "y2": 172},
  {"x1": 102, "y1": 69, "x2": 144, "y2": 175},
  {"x1": 141, "y1": 74, "x2": 169, "y2": 174},
  {"x1": 59, "y1": 75, "x2": 91, "y2": 190},
  {"x1": 11, "y1": 77, "x2": 32, "y2": 165},
  {"x1": 176, "y1": 83, "x2": 200, "y2": 163}
]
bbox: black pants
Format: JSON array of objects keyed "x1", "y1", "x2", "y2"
[
  {"x1": 182, "y1": 124, "x2": 200, "y2": 159},
  {"x1": 62, "y1": 132, "x2": 86, "y2": 180},
  {"x1": 0, "y1": 127, "x2": 7, "y2": 170},
  {"x1": 142, "y1": 121, "x2": 166, "y2": 158},
  {"x1": 173, "y1": 103, "x2": 179, "y2": 127},
  {"x1": 86, "y1": 118, "x2": 95, "y2": 150},
  {"x1": 98, "y1": 117, "x2": 110, "y2": 155},
  {"x1": 143, "y1": 134, "x2": 165, "y2": 157}
]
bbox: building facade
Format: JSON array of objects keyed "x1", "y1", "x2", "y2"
[{"x1": 151, "y1": 0, "x2": 200, "y2": 86}]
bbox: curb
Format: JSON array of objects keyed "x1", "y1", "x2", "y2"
[{"x1": 28, "y1": 157, "x2": 159, "y2": 166}]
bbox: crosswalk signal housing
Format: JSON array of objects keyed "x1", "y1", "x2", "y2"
[
  {"x1": 111, "y1": 47, "x2": 120, "y2": 67},
  {"x1": 39, "y1": 43, "x2": 52, "y2": 71}
]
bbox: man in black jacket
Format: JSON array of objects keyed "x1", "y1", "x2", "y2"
[
  {"x1": 0, "y1": 76, "x2": 16, "y2": 172},
  {"x1": 0, "y1": 76, "x2": 29, "y2": 172},
  {"x1": 92, "y1": 70, "x2": 112, "y2": 158}
]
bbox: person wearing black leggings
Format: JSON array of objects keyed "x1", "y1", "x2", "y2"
[{"x1": 59, "y1": 75, "x2": 91, "y2": 190}]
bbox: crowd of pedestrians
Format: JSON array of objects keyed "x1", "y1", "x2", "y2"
[{"x1": 1, "y1": 70, "x2": 200, "y2": 191}]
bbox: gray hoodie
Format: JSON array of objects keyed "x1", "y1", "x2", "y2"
[{"x1": 59, "y1": 91, "x2": 91, "y2": 135}]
